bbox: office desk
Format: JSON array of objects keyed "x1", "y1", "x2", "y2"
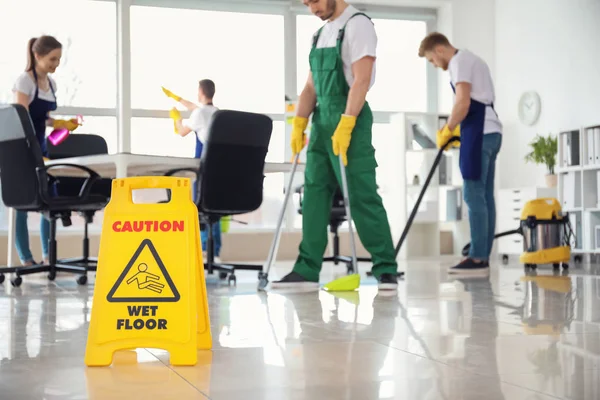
[{"x1": 5, "y1": 153, "x2": 304, "y2": 266}]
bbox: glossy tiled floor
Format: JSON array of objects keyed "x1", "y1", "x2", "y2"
[{"x1": 0, "y1": 259, "x2": 599, "y2": 399}]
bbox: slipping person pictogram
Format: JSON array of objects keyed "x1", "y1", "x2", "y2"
[{"x1": 126, "y1": 263, "x2": 165, "y2": 294}]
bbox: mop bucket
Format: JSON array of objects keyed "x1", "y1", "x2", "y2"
[{"x1": 519, "y1": 198, "x2": 573, "y2": 268}]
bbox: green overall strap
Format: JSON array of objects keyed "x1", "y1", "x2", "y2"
[{"x1": 335, "y1": 12, "x2": 373, "y2": 54}]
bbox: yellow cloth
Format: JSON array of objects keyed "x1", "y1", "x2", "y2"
[
  {"x1": 290, "y1": 116, "x2": 308, "y2": 157},
  {"x1": 162, "y1": 86, "x2": 181, "y2": 102},
  {"x1": 169, "y1": 108, "x2": 181, "y2": 134},
  {"x1": 331, "y1": 114, "x2": 356, "y2": 166},
  {"x1": 436, "y1": 124, "x2": 460, "y2": 150},
  {"x1": 52, "y1": 118, "x2": 80, "y2": 131}
]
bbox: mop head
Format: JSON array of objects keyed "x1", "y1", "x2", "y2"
[{"x1": 323, "y1": 273, "x2": 360, "y2": 292}]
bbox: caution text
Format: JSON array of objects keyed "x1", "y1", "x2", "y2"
[
  {"x1": 116, "y1": 305, "x2": 168, "y2": 330},
  {"x1": 112, "y1": 220, "x2": 184, "y2": 233}
]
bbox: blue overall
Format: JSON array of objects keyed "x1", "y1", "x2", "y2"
[
  {"x1": 451, "y1": 77, "x2": 502, "y2": 260},
  {"x1": 192, "y1": 104, "x2": 221, "y2": 258},
  {"x1": 15, "y1": 69, "x2": 54, "y2": 263}
]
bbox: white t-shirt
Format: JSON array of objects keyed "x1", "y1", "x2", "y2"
[
  {"x1": 185, "y1": 104, "x2": 218, "y2": 143},
  {"x1": 313, "y1": 5, "x2": 377, "y2": 89},
  {"x1": 12, "y1": 72, "x2": 57, "y2": 104},
  {"x1": 448, "y1": 49, "x2": 502, "y2": 134}
]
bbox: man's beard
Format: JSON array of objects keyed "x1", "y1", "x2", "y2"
[{"x1": 320, "y1": 0, "x2": 337, "y2": 20}]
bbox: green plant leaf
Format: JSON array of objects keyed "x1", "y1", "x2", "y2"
[{"x1": 524, "y1": 134, "x2": 557, "y2": 175}]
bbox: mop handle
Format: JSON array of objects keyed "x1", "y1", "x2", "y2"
[
  {"x1": 339, "y1": 154, "x2": 358, "y2": 274},
  {"x1": 264, "y1": 153, "x2": 300, "y2": 273}
]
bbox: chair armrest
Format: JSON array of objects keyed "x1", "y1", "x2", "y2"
[{"x1": 36, "y1": 163, "x2": 101, "y2": 203}]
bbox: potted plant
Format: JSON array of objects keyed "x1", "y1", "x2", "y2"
[{"x1": 525, "y1": 134, "x2": 558, "y2": 188}]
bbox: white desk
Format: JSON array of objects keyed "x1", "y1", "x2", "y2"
[{"x1": 6, "y1": 153, "x2": 304, "y2": 266}]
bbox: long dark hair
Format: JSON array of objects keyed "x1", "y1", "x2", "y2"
[{"x1": 26, "y1": 36, "x2": 62, "y2": 72}]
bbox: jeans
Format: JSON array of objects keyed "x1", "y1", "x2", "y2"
[
  {"x1": 201, "y1": 221, "x2": 221, "y2": 257},
  {"x1": 463, "y1": 132, "x2": 502, "y2": 260},
  {"x1": 15, "y1": 211, "x2": 50, "y2": 263}
]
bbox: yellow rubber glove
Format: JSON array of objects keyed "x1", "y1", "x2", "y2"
[
  {"x1": 290, "y1": 116, "x2": 308, "y2": 158},
  {"x1": 162, "y1": 86, "x2": 181, "y2": 102},
  {"x1": 436, "y1": 124, "x2": 460, "y2": 151},
  {"x1": 169, "y1": 108, "x2": 181, "y2": 134},
  {"x1": 331, "y1": 114, "x2": 356, "y2": 166},
  {"x1": 52, "y1": 118, "x2": 80, "y2": 132}
]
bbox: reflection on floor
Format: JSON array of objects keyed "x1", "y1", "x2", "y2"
[{"x1": 0, "y1": 259, "x2": 599, "y2": 399}]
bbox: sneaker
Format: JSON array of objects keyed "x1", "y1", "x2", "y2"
[
  {"x1": 214, "y1": 256, "x2": 222, "y2": 264},
  {"x1": 448, "y1": 258, "x2": 489, "y2": 276},
  {"x1": 377, "y1": 273, "x2": 398, "y2": 290},
  {"x1": 270, "y1": 271, "x2": 319, "y2": 290}
]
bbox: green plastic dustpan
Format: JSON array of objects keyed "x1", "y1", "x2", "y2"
[{"x1": 323, "y1": 273, "x2": 360, "y2": 292}]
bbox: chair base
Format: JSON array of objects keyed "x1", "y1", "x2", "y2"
[
  {"x1": 0, "y1": 214, "x2": 92, "y2": 287},
  {"x1": 204, "y1": 259, "x2": 263, "y2": 286},
  {"x1": 323, "y1": 255, "x2": 372, "y2": 274},
  {"x1": 0, "y1": 263, "x2": 89, "y2": 287}
]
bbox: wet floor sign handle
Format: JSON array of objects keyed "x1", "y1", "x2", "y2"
[{"x1": 85, "y1": 176, "x2": 211, "y2": 367}]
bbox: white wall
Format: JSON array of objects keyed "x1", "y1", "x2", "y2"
[
  {"x1": 495, "y1": 0, "x2": 600, "y2": 189},
  {"x1": 435, "y1": 0, "x2": 496, "y2": 113}
]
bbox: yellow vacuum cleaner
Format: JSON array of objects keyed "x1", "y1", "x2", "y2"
[
  {"x1": 462, "y1": 197, "x2": 575, "y2": 271},
  {"x1": 519, "y1": 198, "x2": 573, "y2": 270}
]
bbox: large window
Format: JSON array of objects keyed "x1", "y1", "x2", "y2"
[
  {"x1": 296, "y1": 15, "x2": 427, "y2": 112},
  {"x1": 0, "y1": 0, "x2": 117, "y2": 108},
  {"x1": 129, "y1": 6, "x2": 284, "y2": 114}
]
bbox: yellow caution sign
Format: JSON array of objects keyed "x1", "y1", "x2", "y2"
[{"x1": 85, "y1": 176, "x2": 212, "y2": 367}]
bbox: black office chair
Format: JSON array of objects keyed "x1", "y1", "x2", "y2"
[
  {"x1": 166, "y1": 109, "x2": 272, "y2": 285},
  {"x1": 0, "y1": 104, "x2": 109, "y2": 287},
  {"x1": 295, "y1": 184, "x2": 371, "y2": 274},
  {"x1": 47, "y1": 134, "x2": 112, "y2": 270}
]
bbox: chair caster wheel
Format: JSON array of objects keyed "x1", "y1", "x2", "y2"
[
  {"x1": 11, "y1": 277, "x2": 22, "y2": 287},
  {"x1": 562, "y1": 263, "x2": 569, "y2": 269},
  {"x1": 525, "y1": 263, "x2": 537, "y2": 270},
  {"x1": 0, "y1": 274, "x2": 4, "y2": 284},
  {"x1": 77, "y1": 275, "x2": 88, "y2": 285},
  {"x1": 219, "y1": 272, "x2": 228, "y2": 280},
  {"x1": 48, "y1": 271, "x2": 56, "y2": 281},
  {"x1": 553, "y1": 263, "x2": 560, "y2": 269},
  {"x1": 502, "y1": 255, "x2": 509, "y2": 265},
  {"x1": 228, "y1": 275, "x2": 237, "y2": 286},
  {"x1": 574, "y1": 255, "x2": 582, "y2": 264}
]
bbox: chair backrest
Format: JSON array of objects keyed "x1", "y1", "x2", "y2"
[
  {"x1": 47, "y1": 133, "x2": 108, "y2": 158},
  {"x1": 0, "y1": 104, "x2": 47, "y2": 209},
  {"x1": 198, "y1": 109, "x2": 272, "y2": 215}
]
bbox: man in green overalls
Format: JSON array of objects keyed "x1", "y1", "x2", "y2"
[{"x1": 272, "y1": 0, "x2": 398, "y2": 291}]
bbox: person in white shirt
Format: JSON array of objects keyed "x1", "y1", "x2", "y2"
[
  {"x1": 272, "y1": 0, "x2": 399, "y2": 291},
  {"x1": 419, "y1": 32, "x2": 503, "y2": 275},
  {"x1": 163, "y1": 80, "x2": 222, "y2": 261}
]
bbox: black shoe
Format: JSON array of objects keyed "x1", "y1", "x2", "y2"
[
  {"x1": 270, "y1": 271, "x2": 319, "y2": 290},
  {"x1": 447, "y1": 258, "x2": 489, "y2": 276},
  {"x1": 377, "y1": 273, "x2": 398, "y2": 290}
]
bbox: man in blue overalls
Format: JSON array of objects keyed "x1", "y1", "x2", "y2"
[{"x1": 419, "y1": 32, "x2": 503, "y2": 275}]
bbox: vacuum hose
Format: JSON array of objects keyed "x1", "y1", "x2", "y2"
[{"x1": 461, "y1": 228, "x2": 522, "y2": 257}]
